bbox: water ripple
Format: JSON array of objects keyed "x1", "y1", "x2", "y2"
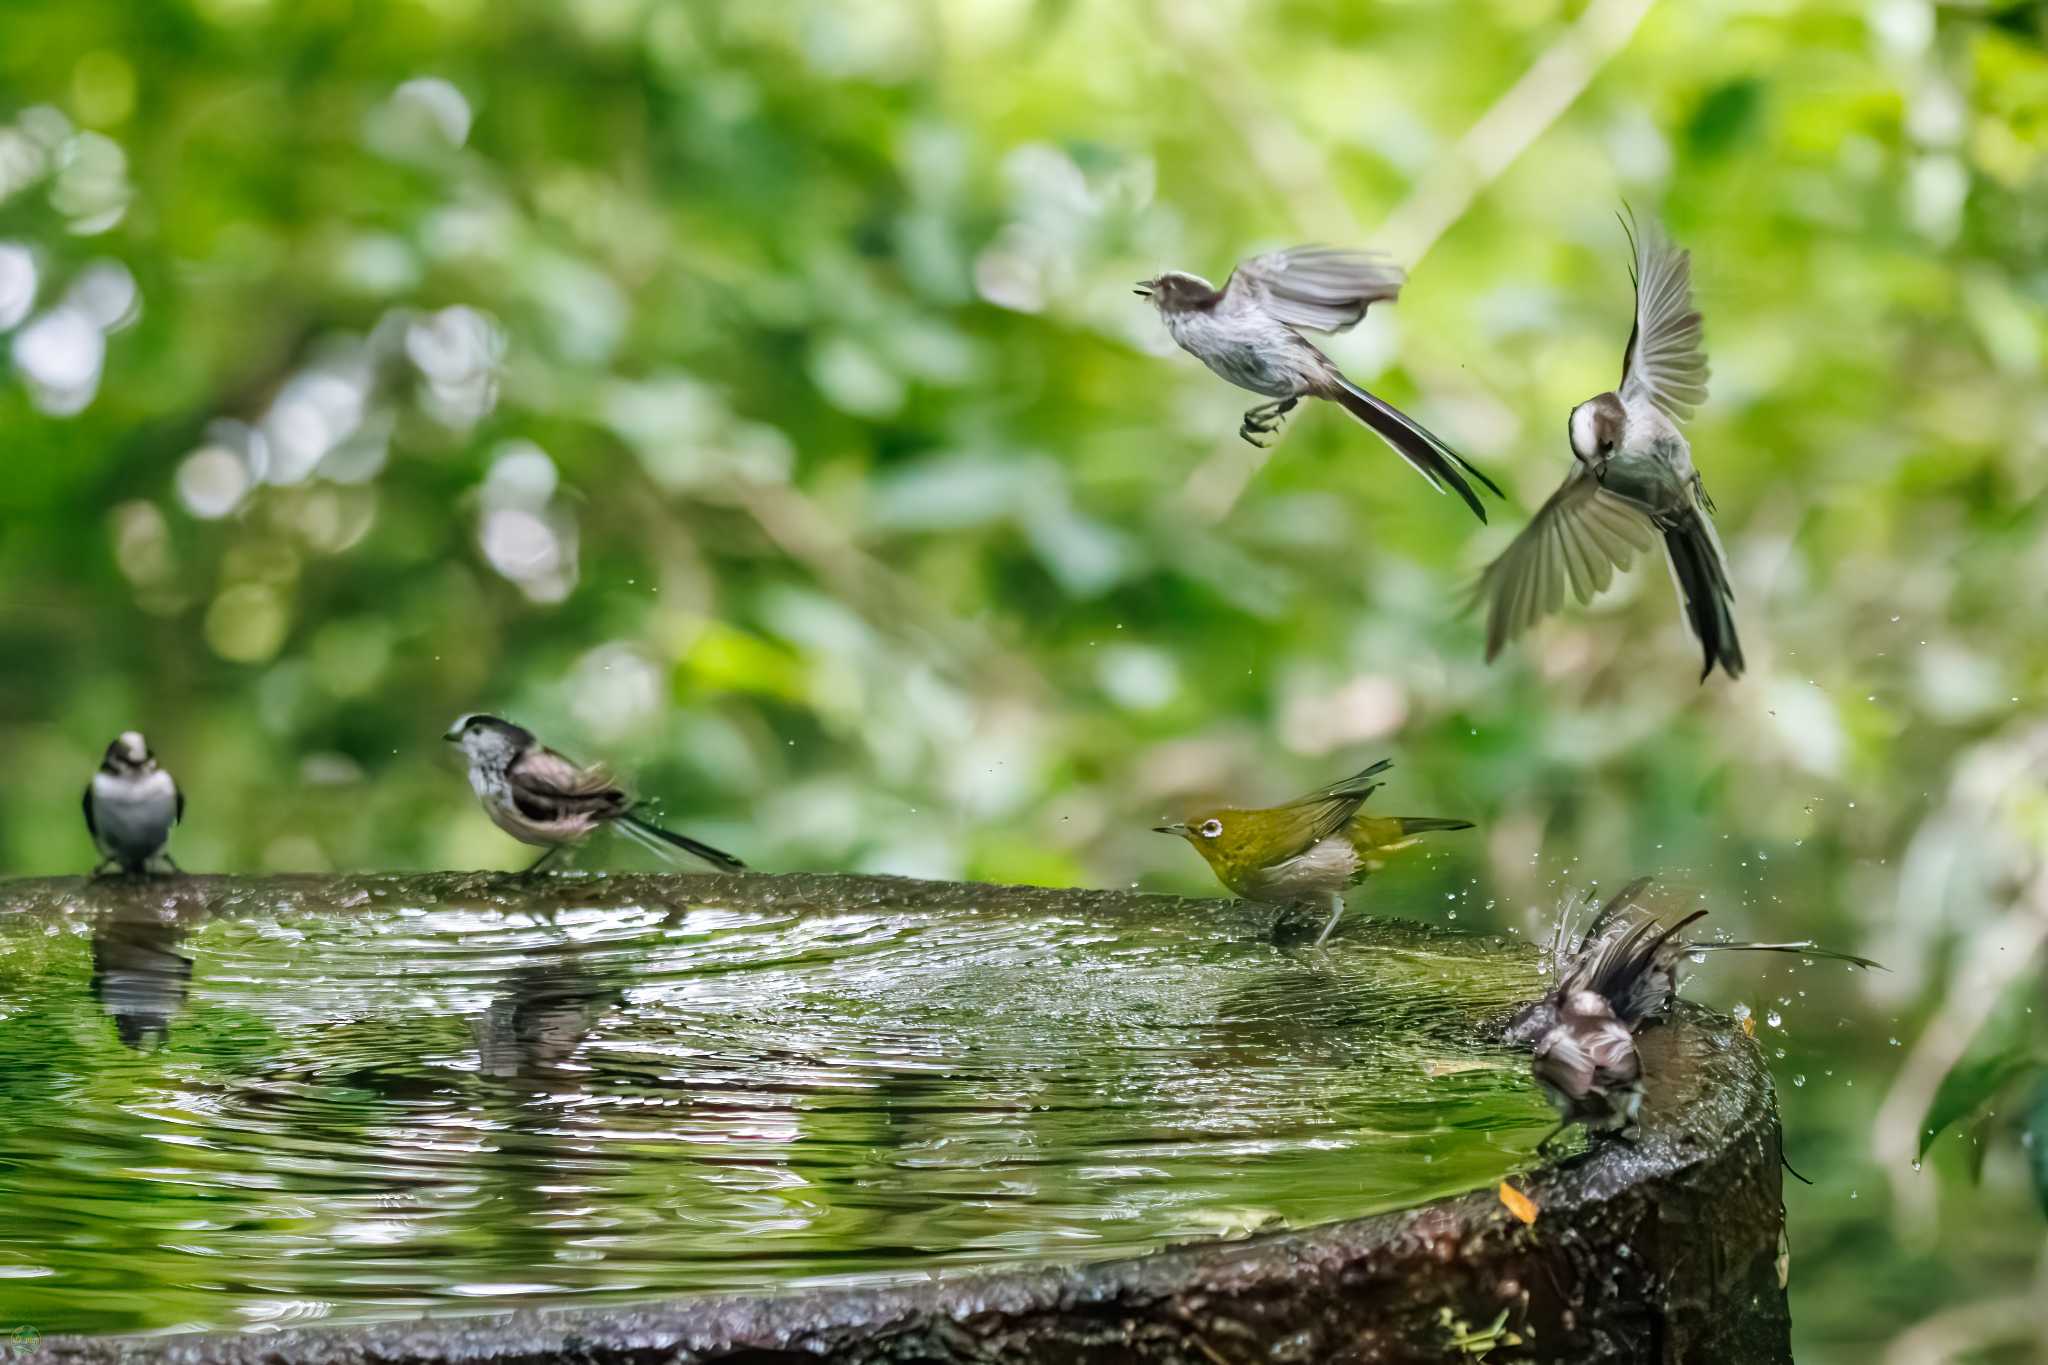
[{"x1": 0, "y1": 885, "x2": 1552, "y2": 1335}]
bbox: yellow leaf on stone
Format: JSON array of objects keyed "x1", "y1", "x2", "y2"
[{"x1": 1498, "y1": 1181, "x2": 1538, "y2": 1225}]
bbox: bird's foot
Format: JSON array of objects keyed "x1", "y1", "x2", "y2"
[
  {"x1": 1237, "y1": 398, "x2": 1297, "y2": 447},
  {"x1": 515, "y1": 845, "x2": 565, "y2": 879}
]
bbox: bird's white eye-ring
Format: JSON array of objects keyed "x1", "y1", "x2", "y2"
[{"x1": 1199, "y1": 819, "x2": 1223, "y2": 839}]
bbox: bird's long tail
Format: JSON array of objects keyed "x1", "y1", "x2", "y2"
[
  {"x1": 618, "y1": 812, "x2": 747, "y2": 871},
  {"x1": 1685, "y1": 939, "x2": 1885, "y2": 971},
  {"x1": 1327, "y1": 377, "x2": 1502, "y2": 523},
  {"x1": 1659, "y1": 505, "x2": 1744, "y2": 681}
]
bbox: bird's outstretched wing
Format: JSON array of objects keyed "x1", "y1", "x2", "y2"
[
  {"x1": 1223, "y1": 246, "x2": 1404, "y2": 334},
  {"x1": 509, "y1": 747, "x2": 627, "y2": 821},
  {"x1": 1473, "y1": 466, "x2": 1657, "y2": 659},
  {"x1": 1619, "y1": 212, "x2": 1709, "y2": 421},
  {"x1": 174, "y1": 784, "x2": 185, "y2": 826},
  {"x1": 82, "y1": 786, "x2": 97, "y2": 840}
]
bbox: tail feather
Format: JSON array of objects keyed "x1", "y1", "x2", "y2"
[
  {"x1": 1660, "y1": 507, "x2": 1744, "y2": 681},
  {"x1": 1391, "y1": 816, "x2": 1476, "y2": 835},
  {"x1": 1689, "y1": 940, "x2": 1885, "y2": 971},
  {"x1": 618, "y1": 813, "x2": 747, "y2": 871},
  {"x1": 1327, "y1": 378, "x2": 1501, "y2": 523}
]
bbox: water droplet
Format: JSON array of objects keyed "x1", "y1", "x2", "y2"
[
  {"x1": 1766, "y1": 1010, "x2": 1782, "y2": 1028},
  {"x1": 1792, "y1": 1074, "x2": 1806, "y2": 1087}
]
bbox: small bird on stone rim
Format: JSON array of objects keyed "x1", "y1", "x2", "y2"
[
  {"x1": 1153, "y1": 759, "x2": 1474, "y2": 946},
  {"x1": 1473, "y1": 212, "x2": 1742, "y2": 680},
  {"x1": 83, "y1": 731, "x2": 183, "y2": 877},
  {"x1": 1137, "y1": 245, "x2": 1502, "y2": 521},
  {"x1": 445, "y1": 714, "x2": 745, "y2": 875}
]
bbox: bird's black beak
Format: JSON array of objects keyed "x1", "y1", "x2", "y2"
[
  {"x1": 1133, "y1": 281, "x2": 1153, "y2": 297},
  {"x1": 442, "y1": 728, "x2": 461, "y2": 743},
  {"x1": 1152, "y1": 823, "x2": 1188, "y2": 837}
]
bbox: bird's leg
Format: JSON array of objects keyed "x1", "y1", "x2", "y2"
[
  {"x1": 89, "y1": 858, "x2": 116, "y2": 880},
  {"x1": 519, "y1": 845, "x2": 564, "y2": 878},
  {"x1": 1237, "y1": 397, "x2": 1298, "y2": 447},
  {"x1": 1312, "y1": 891, "x2": 1346, "y2": 947}
]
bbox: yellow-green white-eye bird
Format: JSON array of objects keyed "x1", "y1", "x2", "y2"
[{"x1": 1153, "y1": 759, "x2": 1475, "y2": 946}]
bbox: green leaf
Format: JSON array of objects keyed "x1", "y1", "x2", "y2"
[
  {"x1": 1965, "y1": 1109, "x2": 1995, "y2": 1184},
  {"x1": 1685, "y1": 78, "x2": 1766, "y2": 158},
  {"x1": 1919, "y1": 1051, "x2": 2048, "y2": 1159}
]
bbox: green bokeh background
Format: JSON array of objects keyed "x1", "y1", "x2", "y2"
[{"x1": 3, "y1": 0, "x2": 2046, "y2": 1357}]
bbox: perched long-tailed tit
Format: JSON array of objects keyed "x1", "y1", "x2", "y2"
[
  {"x1": 1506, "y1": 878, "x2": 1881, "y2": 1151},
  {"x1": 1137, "y1": 247, "x2": 1502, "y2": 521},
  {"x1": 83, "y1": 731, "x2": 183, "y2": 876},
  {"x1": 444, "y1": 714, "x2": 746, "y2": 874},
  {"x1": 1475, "y1": 214, "x2": 1743, "y2": 680}
]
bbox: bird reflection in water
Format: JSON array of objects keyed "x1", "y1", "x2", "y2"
[
  {"x1": 473, "y1": 948, "x2": 625, "y2": 1084},
  {"x1": 89, "y1": 900, "x2": 195, "y2": 1049}
]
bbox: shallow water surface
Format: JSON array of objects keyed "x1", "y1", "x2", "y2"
[{"x1": 0, "y1": 874, "x2": 1554, "y2": 1337}]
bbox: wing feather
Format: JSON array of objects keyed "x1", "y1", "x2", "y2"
[
  {"x1": 1293, "y1": 759, "x2": 1394, "y2": 805},
  {"x1": 1475, "y1": 468, "x2": 1657, "y2": 659},
  {"x1": 1619, "y1": 213, "x2": 1709, "y2": 420},
  {"x1": 1222, "y1": 246, "x2": 1404, "y2": 334},
  {"x1": 508, "y1": 747, "x2": 627, "y2": 823},
  {"x1": 515, "y1": 747, "x2": 620, "y2": 798},
  {"x1": 1281, "y1": 759, "x2": 1398, "y2": 852},
  {"x1": 1233, "y1": 764, "x2": 1393, "y2": 864}
]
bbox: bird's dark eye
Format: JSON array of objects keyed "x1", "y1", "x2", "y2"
[{"x1": 1200, "y1": 819, "x2": 1223, "y2": 839}]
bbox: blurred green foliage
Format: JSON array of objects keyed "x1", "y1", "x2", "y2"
[{"x1": 2, "y1": 0, "x2": 2046, "y2": 1357}]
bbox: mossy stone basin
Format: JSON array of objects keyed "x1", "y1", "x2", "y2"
[{"x1": 0, "y1": 873, "x2": 1789, "y2": 1363}]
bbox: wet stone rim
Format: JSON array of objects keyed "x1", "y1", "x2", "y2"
[{"x1": 9, "y1": 873, "x2": 1792, "y2": 1365}]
